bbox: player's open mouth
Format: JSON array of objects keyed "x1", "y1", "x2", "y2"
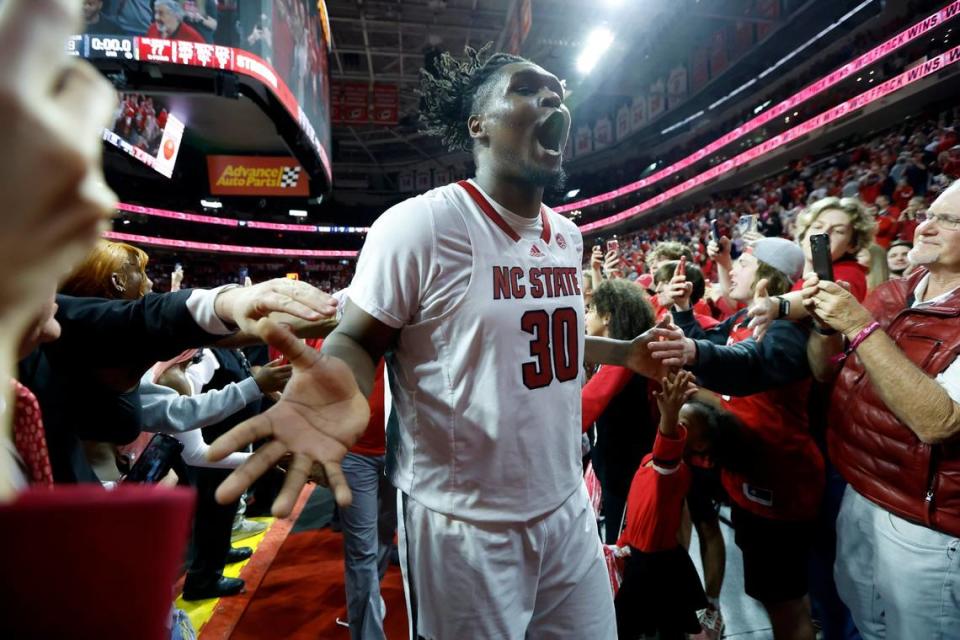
[{"x1": 536, "y1": 111, "x2": 568, "y2": 156}]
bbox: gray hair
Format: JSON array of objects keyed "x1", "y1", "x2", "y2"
[{"x1": 154, "y1": 0, "x2": 185, "y2": 20}]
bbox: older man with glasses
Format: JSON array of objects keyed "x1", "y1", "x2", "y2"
[{"x1": 802, "y1": 179, "x2": 960, "y2": 639}]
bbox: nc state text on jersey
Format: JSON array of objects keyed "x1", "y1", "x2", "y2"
[{"x1": 492, "y1": 266, "x2": 582, "y2": 300}]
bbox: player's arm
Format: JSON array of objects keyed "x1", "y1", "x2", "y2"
[
  {"x1": 586, "y1": 316, "x2": 688, "y2": 378},
  {"x1": 320, "y1": 299, "x2": 398, "y2": 397}
]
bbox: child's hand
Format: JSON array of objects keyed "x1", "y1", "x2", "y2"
[{"x1": 655, "y1": 370, "x2": 697, "y2": 431}]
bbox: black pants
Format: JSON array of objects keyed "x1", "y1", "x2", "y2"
[{"x1": 187, "y1": 466, "x2": 240, "y2": 580}]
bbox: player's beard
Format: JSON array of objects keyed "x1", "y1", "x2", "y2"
[{"x1": 522, "y1": 165, "x2": 567, "y2": 191}]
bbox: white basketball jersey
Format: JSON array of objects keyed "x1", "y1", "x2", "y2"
[{"x1": 349, "y1": 180, "x2": 585, "y2": 522}]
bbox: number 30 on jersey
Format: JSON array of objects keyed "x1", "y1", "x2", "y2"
[{"x1": 521, "y1": 307, "x2": 579, "y2": 389}]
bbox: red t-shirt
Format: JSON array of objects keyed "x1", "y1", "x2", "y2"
[
  {"x1": 719, "y1": 325, "x2": 825, "y2": 521},
  {"x1": 874, "y1": 214, "x2": 901, "y2": 249},
  {"x1": 618, "y1": 428, "x2": 690, "y2": 551},
  {"x1": 894, "y1": 185, "x2": 915, "y2": 210},
  {"x1": 792, "y1": 257, "x2": 867, "y2": 303}
]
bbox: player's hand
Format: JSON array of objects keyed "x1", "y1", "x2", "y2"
[
  {"x1": 0, "y1": 0, "x2": 119, "y2": 334},
  {"x1": 624, "y1": 316, "x2": 687, "y2": 378},
  {"x1": 214, "y1": 278, "x2": 337, "y2": 336},
  {"x1": 208, "y1": 321, "x2": 370, "y2": 516}
]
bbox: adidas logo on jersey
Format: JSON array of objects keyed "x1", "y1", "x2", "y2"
[
  {"x1": 529, "y1": 244, "x2": 544, "y2": 257},
  {"x1": 556, "y1": 233, "x2": 567, "y2": 249}
]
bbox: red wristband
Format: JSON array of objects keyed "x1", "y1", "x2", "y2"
[{"x1": 830, "y1": 321, "x2": 880, "y2": 365}]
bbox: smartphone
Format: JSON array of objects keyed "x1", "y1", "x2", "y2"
[
  {"x1": 737, "y1": 214, "x2": 758, "y2": 236},
  {"x1": 809, "y1": 233, "x2": 834, "y2": 281},
  {"x1": 174, "y1": 262, "x2": 182, "y2": 273},
  {"x1": 710, "y1": 219, "x2": 720, "y2": 244},
  {"x1": 124, "y1": 434, "x2": 184, "y2": 483},
  {"x1": 606, "y1": 236, "x2": 620, "y2": 253},
  {"x1": 594, "y1": 238, "x2": 604, "y2": 252},
  {"x1": 239, "y1": 266, "x2": 249, "y2": 279}
]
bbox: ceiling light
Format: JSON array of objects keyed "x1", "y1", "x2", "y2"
[
  {"x1": 576, "y1": 27, "x2": 614, "y2": 73},
  {"x1": 200, "y1": 199, "x2": 222, "y2": 209},
  {"x1": 289, "y1": 209, "x2": 308, "y2": 218}
]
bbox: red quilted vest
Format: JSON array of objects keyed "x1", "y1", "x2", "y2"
[{"x1": 828, "y1": 268, "x2": 960, "y2": 535}]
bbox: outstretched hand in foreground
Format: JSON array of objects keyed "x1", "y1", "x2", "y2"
[{"x1": 207, "y1": 320, "x2": 370, "y2": 517}]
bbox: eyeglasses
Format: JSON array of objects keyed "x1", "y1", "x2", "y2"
[{"x1": 916, "y1": 211, "x2": 960, "y2": 230}]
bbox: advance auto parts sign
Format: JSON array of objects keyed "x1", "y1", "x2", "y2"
[{"x1": 207, "y1": 156, "x2": 310, "y2": 197}]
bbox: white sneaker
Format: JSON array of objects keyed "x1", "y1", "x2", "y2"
[
  {"x1": 231, "y1": 518, "x2": 268, "y2": 543},
  {"x1": 692, "y1": 606, "x2": 724, "y2": 639}
]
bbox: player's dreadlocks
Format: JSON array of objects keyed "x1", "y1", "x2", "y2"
[{"x1": 418, "y1": 43, "x2": 526, "y2": 152}]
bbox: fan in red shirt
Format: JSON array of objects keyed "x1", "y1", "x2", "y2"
[
  {"x1": 893, "y1": 178, "x2": 915, "y2": 210},
  {"x1": 652, "y1": 257, "x2": 721, "y2": 330},
  {"x1": 748, "y1": 196, "x2": 873, "y2": 340},
  {"x1": 146, "y1": 0, "x2": 206, "y2": 43},
  {"x1": 873, "y1": 195, "x2": 901, "y2": 249},
  {"x1": 614, "y1": 370, "x2": 708, "y2": 639}
]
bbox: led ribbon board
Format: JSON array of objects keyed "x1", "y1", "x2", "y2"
[
  {"x1": 580, "y1": 43, "x2": 960, "y2": 233},
  {"x1": 559, "y1": 1, "x2": 960, "y2": 214}
]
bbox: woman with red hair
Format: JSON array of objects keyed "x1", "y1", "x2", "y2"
[{"x1": 60, "y1": 240, "x2": 153, "y2": 300}]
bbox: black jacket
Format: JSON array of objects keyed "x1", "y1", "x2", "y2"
[
  {"x1": 671, "y1": 307, "x2": 811, "y2": 397},
  {"x1": 19, "y1": 290, "x2": 225, "y2": 483}
]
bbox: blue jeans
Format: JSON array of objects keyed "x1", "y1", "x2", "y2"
[{"x1": 340, "y1": 452, "x2": 397, "y2": 640}]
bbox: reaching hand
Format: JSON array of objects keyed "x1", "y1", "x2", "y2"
[
  {"x1": 214, "y1": 278, "x2": 337, "y2": 336},
  {"x1": 625, "y1": 315, "x2": 689, "y2": 379},
  {"x1": 746, "y1": 278, "x2": 776, "y2": 342},
  {"x1": 170, "y1": 268, "x2": 184, "y2": 292},
  {"x1": 207, "y1": 321, "x2": 370, "y2": 516},
  {"x1": 655, "y1": 370, "x2": 697, "y2": 430},
  {"x1": 252, "y1": 357, "x2": 293, "y2": 394}
]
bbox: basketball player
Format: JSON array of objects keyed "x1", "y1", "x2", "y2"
[{"x1": 209, "y1": 45, "x2": 687, "y2": 639}]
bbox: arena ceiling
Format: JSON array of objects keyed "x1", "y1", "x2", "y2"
[{"x1": 324, "y1": 0, "x2": 792, "y2": 177}]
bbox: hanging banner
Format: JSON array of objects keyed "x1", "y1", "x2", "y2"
[
  {"x1": 593, "y1": 117, "x2": 613, "y2": 151},
  {"x1": 574, "y1": 125, "x2": 593, "y2": 156},
  {"x1": 709, "y1": 29, "x2": 729, "y2": 78},
  {"x1": 616, "y1": 105, "x2": 631, "y2": 141},
  {"x1": 434, "y1": 167, "x2": 451, "y2": 187},
  {"x1": 415, "y1": 169, "x2": 432, "y2": 191},
  {"x1": 372, "y1": 84, "x2": 399, "y2": 124},
  {"x1": 648, "y1": 79, "x2": 666, "y2": 119},
  {"x1": 207, "y1": 155, "x2": 310, "y2": 196},
  {"x1": 631, "y1": 97, "x2": 647, "y2": 130},
  {"x1": 690, "y1": 46, "x2": 709, "y2": 92},
  {"x1": 667, "y1": 66, "x2": 688, "y2": 109},
  {"x1": 337, "y1": 82, "x2": 369, "y2": 124}
]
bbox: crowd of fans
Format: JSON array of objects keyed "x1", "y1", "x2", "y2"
[{"x1": 7, "y1": 2, "x2": 960, "y2": 640}]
